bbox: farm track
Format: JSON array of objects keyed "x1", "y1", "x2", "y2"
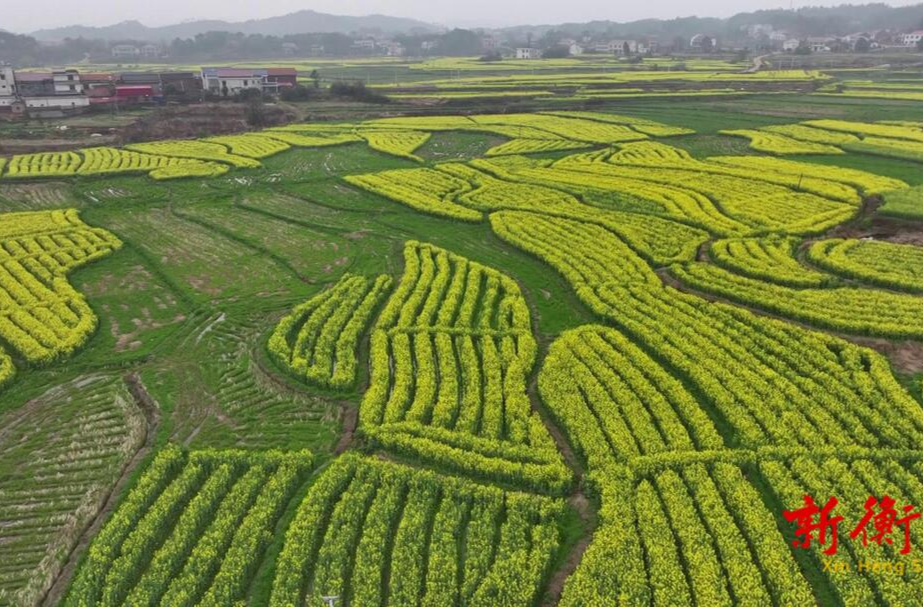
[
  {"x1": 521, "y1": 277, "x2": 597, "y2": 606},
  {"x1": 40, "y1": 372, "x2": 160, "y2": 607}
]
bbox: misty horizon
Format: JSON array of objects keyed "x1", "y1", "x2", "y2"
[{"x1": 7, "y1": 0, "x2": 923, "y2": 34}]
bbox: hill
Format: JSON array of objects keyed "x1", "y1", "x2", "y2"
[{"x1": 30, "y1": 10, "x2": 440, "y2": 42}]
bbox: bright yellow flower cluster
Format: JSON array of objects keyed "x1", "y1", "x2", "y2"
[
  {"x1": 65, "y1": 446, "x2": 314, "y2": 607},
  {"x1": 360, "y1": 240, "x2": 570, "y2": 493},
  {"x1": 0, "y1": 209, "x2": 120, "y2": 378},
  {"x1": 268, "y1": 272, "x2": 392, "y2": 389},
  {"x1": 271, "y1": 453, "x2": 564, "y2": 607}
]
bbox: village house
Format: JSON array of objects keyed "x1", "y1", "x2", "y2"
[
  {"x1": 141, "y1": 44, "x2": 162, "y2": 59},
  {"x1": 807, "y1": 37, "x2": 835, "y2": 52},
  {"x1": 201, "y1": 67, "x2": 296, "y2": 97},
  {"x1": 110, "y1": 44, "x2": 141, "y2": 58},
  {"x1": 352, "y1": 39, "x2": 377, "y2": 53},
  {"x1": 0, "y1": 66, "x2": 15, "y2": 98},
  {"x1": 53, "y1": 69, "x2": 83, "y2": 95},
  {"x1": 690, "y1": 34, "x2": 718, "y2": 50},
  {"x1": 380, "y1": 41, "x2": 405, "y2": 57},
  {"x1": 903, "y1": 31, "x2": 923, "y2": 46},
  {"x1": 515, "y1": 47, "x2": 541, "y2": 59}
]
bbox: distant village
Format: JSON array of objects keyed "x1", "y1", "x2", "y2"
[
  {"x1": 511, "y1": 25, "x2": 923, "y2": 59},
  {"x1": 101, "y1": 25, "x2": 923, "y2": 62},
  {"x1": 1, "y1": 22, "x2": 921, "y2": 120}
]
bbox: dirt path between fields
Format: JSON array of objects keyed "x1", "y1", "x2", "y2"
[
  {"x1": 40, "y1": 372, "x2": 161, "y2": 607},
  {"x1": 519, "y1": 283, "x2": 597, "y2": 606},
  {"x1": 333, "y1": 405, "x2": 359, "y2": 455}
]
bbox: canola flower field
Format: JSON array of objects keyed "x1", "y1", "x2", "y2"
[{"x1": 0, "y1": 86, "x2": 922, "y2": 607}]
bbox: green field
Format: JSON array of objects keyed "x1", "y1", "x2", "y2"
[{"x1": 0, "y1": 85, "x2": 922, "y2": 606}]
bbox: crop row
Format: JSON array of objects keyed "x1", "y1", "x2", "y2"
[
  {"x1": 490, "y1": 210, "x2": 923, "y2": 452},
  {"x1": 725, "y1": 118, "x2": 923, "y2": 165},
  {"x1": 589, "y1": 160, "x2": 856, "y2": 234},
  {"x1": 471, "y1": 113, "x2": 649, "y2": 145},
  {"x1": 496, "y1": 146, "x2": 859, "y2": 235},
  {"x1": 708, "y1": 154, "x2": 907, "y2": 196},
  {"x1": 560, "y1": 462, "x2": 814, "y2": 607},
  {"x1": 539, "y1": 324, "x2": 724, "y2": 469},
  {"x1": 262, "y1": 130, "x2": 361, "y2": 148},
  {"x1": 270, "y1": 453, "x2": 564, "y2": 607},
  {"x1": 671, "y1": 261, "x2": 923, "y2": 339},
  {"x1": 545, "y1": 111, "x2": 695, "y2": 137},
  {"x1": 808, "y1": 238, "x2": 923, "y2": 293},
  {"x1": 358, "y1": 130, "x2": 431, "y2": 162},
  {"x1": 485, "y1": 138, "x2": 590, "y2": 156},
  {"x1": 360, "y1": 241, "x2": 569, "y2": 493},
  {"x1": 804, "y1": 119, "x2": 923, "y2": 143},
  {"x1": 203, "y1": 133, "x2": 291, "y2": 158},
  {"x1": 709, "y1": 236, "x2": 832, "y2": 287},
  {"x1": 609, "y1": 141, "x2": 862, "y2": 204},
  {"x1": 1, "y1": 147, "x2": 228, "y2": 181},
  {"x1": 720, "y1": 129, "x2": 844, "y2": 155},
  {"x1": 344, "y1": 169, "x2": 482, "y2": 222},
  {"x1": 269, "y1": 273, "x2": 392, "y2": 389},
  {"x1": 844, "y1": 137, "x2": 923, "y2": 163},
  {"x1": 125, "y1": 140, "x2": 262, "y2": 168},
  {"x1": 761, "y1": 123, "x2": 860, "y2": 145},
  {"x1": 503, "y1": 160, "x2": 751, "y2": 236},
  {"x1": 437, "y1": 161, "x2": 707, "y2": 264},
  {"x1": 64, "y1": 446, "x2": 314, "y2": 607}
]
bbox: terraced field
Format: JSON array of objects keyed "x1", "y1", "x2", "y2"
[{"x1": 1, "y1": 90, "x2": 922, "y2": 607}]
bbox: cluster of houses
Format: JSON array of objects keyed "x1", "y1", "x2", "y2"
[
  {"x1": 0, "y1": 66, "x2": 298, "y2": 119},
  {"x1": 110, "y1": 43, "x2": 165, "y2": 59},
  {"x1": 512, "y1": 25, "x2": 923, "y2": 59},
  {"x1": 741, "y1": 23, "x2": 923, "y2": 53},
  {"x1": 514, "y1": 35, "x2": 702, "y2": 60}
]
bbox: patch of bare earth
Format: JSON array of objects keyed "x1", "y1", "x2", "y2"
[
  {"x1": 333, "y1": 405, "x2": 359, "y2": 455},
  {"x1": 855, "y1": 338, "x2": 923, "y2": 375}
]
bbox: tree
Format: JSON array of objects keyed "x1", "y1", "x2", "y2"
[
  {"x1": 918, "y1": 38, "x2": 923, "y2": 52},
  {"x1": 543, "y1": 46, "x2": 570, "y2": 59},
  {"x1": 795, "y1": 41, "x2": 812, "y2": 55},
  {"x1": 280, "y1": 84, "x2": 312, "y2": 101},
  {"x1": 309, "y1": 69, "x2": 321, "y2": 89},
  {"x1": 329, "y1": 80, "x2": 390, "y2": 104},
  {"x1": 242, "y1": 90, "x2": 268, "y2": 127},
  {"x1": 854, "y1": 37, "x2": 871, "y2": 52},
  {"x1": 436, "y1": 29, "x2": 482, "y2": 56}
]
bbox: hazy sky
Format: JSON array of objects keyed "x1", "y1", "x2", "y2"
[{"x1": 6, "y1": 0, "x2": 921, "y2": 33}]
